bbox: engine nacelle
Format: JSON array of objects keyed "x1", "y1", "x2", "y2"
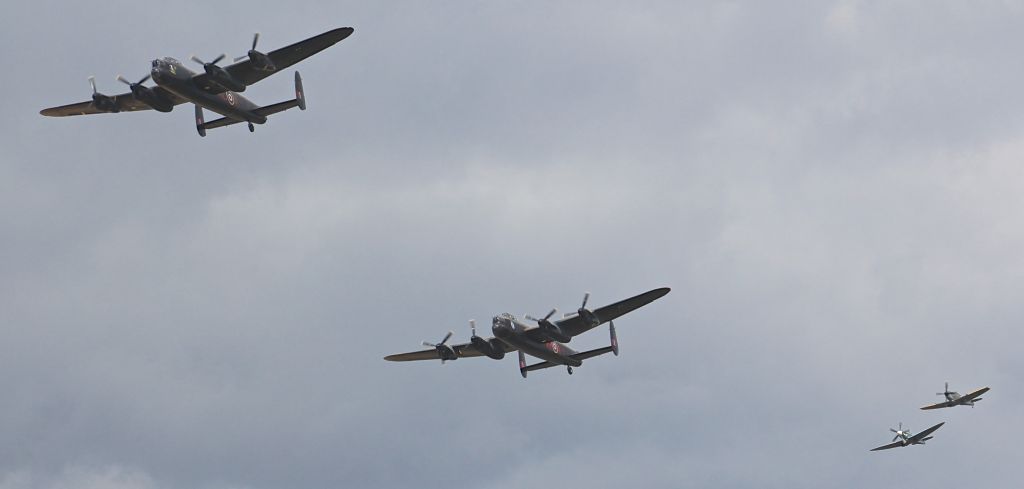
[
  {"x1": 204, "y1": 64, "x2": 246, "y2": 92},
  {"x1": 539, "y1": 319, "x2": 571, "y2": 343},
  {"x1": 470, "y1": 335, "x2": 505, "y2": 360},
  {"x1": 577, "y1": 308, "x2": 600, "y2": 328},
  {"x1": 247, "y1": 50, "x2": 277, "y2": 72},
  {"x1": 130, "y1": 86, "x2": 174, "y2": 113},
  {"x1": 91, "y1": 93, "x2": 119, "y2": 113}
]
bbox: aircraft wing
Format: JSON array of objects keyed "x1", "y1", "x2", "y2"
[
  {"x1": 958, "y1": 387, "x2": 990, "y2": 403},
  {"x1": 919, "y1": 400, "x2": 954, "y2": 410},
  {"x1": 41, "y1": 89, "x2": 170, "y2": 116},
  {"x1": 41, "y1": 85, "x2": 188, "y2": 117},
  {"x1": 870, "y1": 441, "x2": 904, "y2": 451},
  {"x1": 552, "y1": 287, "x2": 670, "y2": 338},
  {"x1": 384, "y1": 339, "x2": 515, "y2": 362},
  {"x1": 908, "y1": 422, "x2": 944, "y2": 444},
  {"x1": 193, "y1": 27, "x2": 353, "y2": 93}
]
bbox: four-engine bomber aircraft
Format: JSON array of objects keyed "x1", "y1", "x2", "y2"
[
  {"x1": 870, "y1": 421, "x2": 945, "y2": 451},
  {"x1": 40, "y1": 27, "x2": 354, "y2": 136},
  {"x1": 920, "y1": 383, "x2": 990, "y2": 410},
  {"x1": 384, "y1": 287, "x2": 670, "y2": 378}
]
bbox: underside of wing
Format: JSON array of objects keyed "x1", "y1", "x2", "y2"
[
  {"x1": 909, "y1": 422, "x2": 944, "y2": 443},
  {"x1": 194, "y1": 27, "x2": 353, "y2": 92},
  {"x1": 870, "y1": 441, "x2": 904, "y2": 451},
  {"x1": 41, "y1": 93, "x2": 151, "y2": 116},
  {"x1": 384, "y1": 341, "x2": 490, "y2": 362},
  {"x1": 556, "y1": 287, "x2": 671, "y2": 338},
  {"x1": 959, "y1": 387, "x2": 990, "y2": 403},
  {"x1": 42, "y1": 86, "x2": 187, "y2": 117},
  {"x1": 919, "y1": 400, "x2": 952, "y2": 410}
]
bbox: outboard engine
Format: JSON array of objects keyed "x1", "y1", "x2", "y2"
[
  {"x1": 469, "y1": 320, "x2": 505, "y2": 359},
  {"x1": 234, "y1": 33, "x2": 277, "y2": 72},
  {"x1": 422, "y1": 331, "x2": 458, "y2": 363},
  {"x1": 576, "y1": 292, "x2": 601, "y2": 327},
  {"x1": 88, "y1": 77, "x2": 119, "y2": 112}
]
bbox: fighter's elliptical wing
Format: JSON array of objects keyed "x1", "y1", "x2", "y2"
[
  {"x1": 957, "y1": 386, "x2": 990, "y2": 404},
  {"x1": 869, "y1": 440, "x2": 905, "y2": 451},
  {"x1": 919, "y1": 400, "x2": 953, "y2": 410},
  {"x1": 920, "y1": 387, "x2": 990, "y2": 410},
  {"x1": 907, "y1": 422, "x2": 944, "y2": 444},
  {"x1": 193, "y1": 27, "x2": 353, "y2": 93}
]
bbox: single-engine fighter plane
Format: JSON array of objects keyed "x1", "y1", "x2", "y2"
[
  {"x1": 40, "y1": 28, "x2": 353, "y2": 136},
  {"x1": 920, "y1": 382, "x2": 990, "y2": 410},
  {"x1": 384, "y1": 287, "x2": 670, "y2": 378},
  {"x1": 870, "y1": 421, "x2": 945, "y2": 451}
]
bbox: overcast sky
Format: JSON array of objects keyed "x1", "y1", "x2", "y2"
[{"x1": 2, "y1": 1, "x2": 1023, "y2": 488}]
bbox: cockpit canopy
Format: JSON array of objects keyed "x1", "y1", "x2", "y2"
[{"x1": 492, "y1": 313, "x2": 515, "y2": 326}]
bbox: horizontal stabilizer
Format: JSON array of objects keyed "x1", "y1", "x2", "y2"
[
  {"x1": 519, "y1": 346, "x2": 616, "y2": 374},
  {"x1": 253, "y1": 99, "x2": 300, "y2": 117}
]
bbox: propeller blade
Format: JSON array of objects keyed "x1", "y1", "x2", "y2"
[
  {"x1": 581, "y1": 292, "x2": 590, "y2": 309},
  {"x1": 88, "y1": 76, "x2": 97, "y2": 94},
  {"x1": 116, "y1": 74, "x2": 130, "y2": 86},
  {"x1": 440, "y1": 331, "x2": 453, "y2": 345},
  {"x1": 137, "y1": 74, "x2": 151, "y2": 85},
  {"x1": 469, "y1": 319, "x2": 477, "y2": 337},
  {"x1": 233, "y1": 55, "x2": 249, "y2": 62},
  {"x1": 252, "y1": 32, "x2": 260, "y2": 51},
  {"x1": 543, "y1": 309, "x2": 557, "y2": 321},
  {"x1": 190, "y1": 55, "x2": 205, "y2": 65},
  {"x1": 211, "y1": 53, "x2": 226, "y2": 65},
  {"x1": 421, "y1": 341, "x2": 435, "y2": 347}
]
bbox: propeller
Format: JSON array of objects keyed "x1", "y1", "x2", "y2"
[
  {"x1": 233, "y1": 32, "x2": 277, "y2": 71},
  {"x1": 234, "y1": 32, "x2": 261, "y2": 62},
  {"x1": 422, "y1": 330, "x2": 453, "y2": 348},
  {"x1": 117, "y1": 73, "x2": 151, "y2": 87},
  {"x1": 88, "y1": 76, "x2": 118, "y2": 112},
  {"x1": 116, "y1": 73, "x2": 152, "y2": 99},
  {"x1": 575, "y1": 291, "x2": 601, "y2": 327},
  {"x1": 190, "y1": 53, "x2": 227, "y2": 67},
  {"x1": 422, "y1": 331, "x2": 456, "y2": 363},
  {"x1": 525, "y1": 309, "x2": 558, "y2": 323},
  {"x1": 937, "y1": 381, "x2": 959, "y2": 397},
  {"x1": 889, "y1": 422, "x2": 909, "y2": 441}
]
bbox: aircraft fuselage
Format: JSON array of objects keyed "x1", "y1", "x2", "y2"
[
  {"x1": 491, "y1": 314, "x2": 583, "y2": 367},
  {"x1": 149, "y1": 58, "x2": 267, "y2": 124}
]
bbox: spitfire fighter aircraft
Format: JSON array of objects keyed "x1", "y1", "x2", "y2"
[
  {"x1": 870, "y1": 421, "x2": 945, "y2": 451},
  {"x1": 40, "y1": 27, "x2": 353, "y2": 136},
  {"x1": 920, "y1": 383, "x2": 990, "y2": 410},
  {"x1": 384, "y1": 287, "x2": 670, "y2": 378}
]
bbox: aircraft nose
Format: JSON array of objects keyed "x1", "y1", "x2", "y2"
[{"x1": 492, "y1": 321, "x2": 511, "y2": 338}]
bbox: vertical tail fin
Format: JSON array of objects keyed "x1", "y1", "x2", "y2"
[
  {"x1": 610, "y1": 320, "x2": 619, "y2": 356},
  {"x1": 294, "y1": 71, "x2": 306, "y2": 110},
  {"x1": 194, "y1": 105, "x2": 206, "y2": 137},
  {"x1": 518, "y1": 350, "x2": 527, "y2": 378}
]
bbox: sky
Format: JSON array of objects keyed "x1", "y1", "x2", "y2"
[{"x1": 2, "y1": 1, "x2": 1023, "y2": 488}]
